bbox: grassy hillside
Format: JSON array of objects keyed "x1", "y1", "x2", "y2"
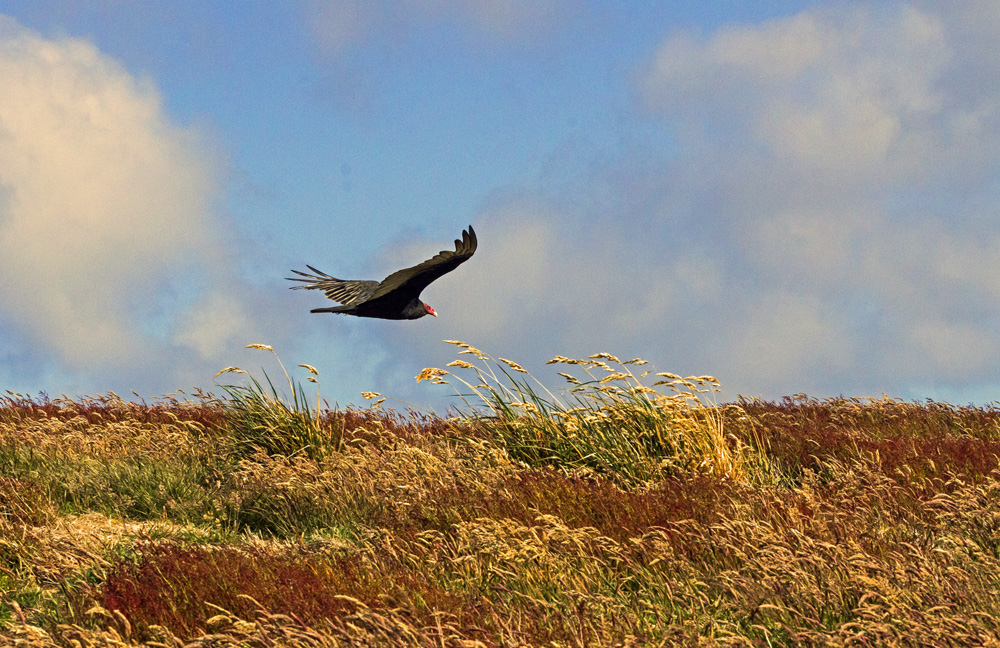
[{"x1": 2, "y1": 344, "x2": 1000, "y2": 646}]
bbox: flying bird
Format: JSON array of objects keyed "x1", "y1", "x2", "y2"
[{"x1": 287, "y1": 225, "x2": 477, "y2": 320}]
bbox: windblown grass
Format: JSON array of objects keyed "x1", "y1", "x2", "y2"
[
  {"x1": 416, "y1": 341, "x2": 753, "y2": 485},
  {"x1": 3, "y1": 343, "x2": 1000, "y2": 646},
  {"x1": 214, "y1": 343, "x2": 342, "y2": 460}
]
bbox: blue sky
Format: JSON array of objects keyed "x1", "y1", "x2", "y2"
[{"x1": 2, "y1": 1, "x2": 999, "y2": 408}]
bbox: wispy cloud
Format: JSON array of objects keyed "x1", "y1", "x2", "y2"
[
  {"x1": 633, "y1": 3, "x2": 1000, "y2": 398},
  {"x1": 365, "y1": 3, "x2": 1000, "y2": 404},
  {"x1": 306, "y1": 0, "x2": 580, "y2": 56}
]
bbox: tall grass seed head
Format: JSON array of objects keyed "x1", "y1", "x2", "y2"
[
  {"x1": 416, "y1": 368, "x2": 450, "y2": 383},
  {"x1": 214, "y1": 367, "x2": 247, "y2": 378}
]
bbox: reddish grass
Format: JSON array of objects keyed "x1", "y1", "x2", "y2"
[
  {"x1": 326, "y1": 407, "x2": 477, "y2": 447},
  {"x1": 383, "y1": 468, "x2": 731, "y2": 544},
  {"x1": 0, "y1": 392, "x2": 227, "y2": 430},
  {"x1": 98, "y1": 542, "x2": 474, "y2": 641},
  {"x1": 730, "y1": 396, "x2": 1000, "y2": 482}
]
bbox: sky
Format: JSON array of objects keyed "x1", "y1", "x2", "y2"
[{"x1": 1, "y1": 1, "x2": 999, "y2": 409}]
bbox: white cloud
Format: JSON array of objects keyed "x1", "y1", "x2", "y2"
[
  {"x1": 644, "y1": 5, "x2": 963, "y2": 179},
  {"x1": 0, "y1": 17, "x2": 262, "y2": 393}
]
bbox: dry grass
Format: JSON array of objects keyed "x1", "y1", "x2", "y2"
[{"x1": 3, "y1": 344, "x2": 1000, "y2": 646}]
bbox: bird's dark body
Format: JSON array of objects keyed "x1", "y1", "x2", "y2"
[
  {"x1": 288, "y1": 226, "x2": 477, "y2": 320},
  {"x1": 311, "y1": 296, "x2": 429, "y2": 320}
]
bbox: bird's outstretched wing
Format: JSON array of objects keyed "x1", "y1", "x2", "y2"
[
  {"x1": 287, "y1": 265, "x2": 379, "y2": 305},
  {"x1": 370, "y1": 226, "x2": 477, "y2": 302}
]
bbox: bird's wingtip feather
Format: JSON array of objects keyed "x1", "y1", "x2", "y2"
[{"x1": 305, "y1": 264, "x2": 333, "y2": 278}]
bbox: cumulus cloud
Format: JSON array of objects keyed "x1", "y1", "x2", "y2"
[{"x1": 0, "y1": 17, "x2": 266, "y2": 395}]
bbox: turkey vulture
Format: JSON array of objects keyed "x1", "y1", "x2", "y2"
[{"x1": 287, "y1": 225, "x2": 477, "y2": 320}]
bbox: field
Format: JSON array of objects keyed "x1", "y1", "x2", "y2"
[{"x1": 2, "y1": 343, "x2": 1000, "y2": 647}]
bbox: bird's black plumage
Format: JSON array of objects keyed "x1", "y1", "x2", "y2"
[{"x1": 287, "y1": 226, "x2": 477, "y2": 319}]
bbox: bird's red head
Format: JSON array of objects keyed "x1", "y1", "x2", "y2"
[{"x1": 424, "y1": 303, "x2": 438, "y2": 317}]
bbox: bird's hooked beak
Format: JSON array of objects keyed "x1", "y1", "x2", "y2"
[{"x1": 426, "y1": 304, "x2": 438, "y2": 317}]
